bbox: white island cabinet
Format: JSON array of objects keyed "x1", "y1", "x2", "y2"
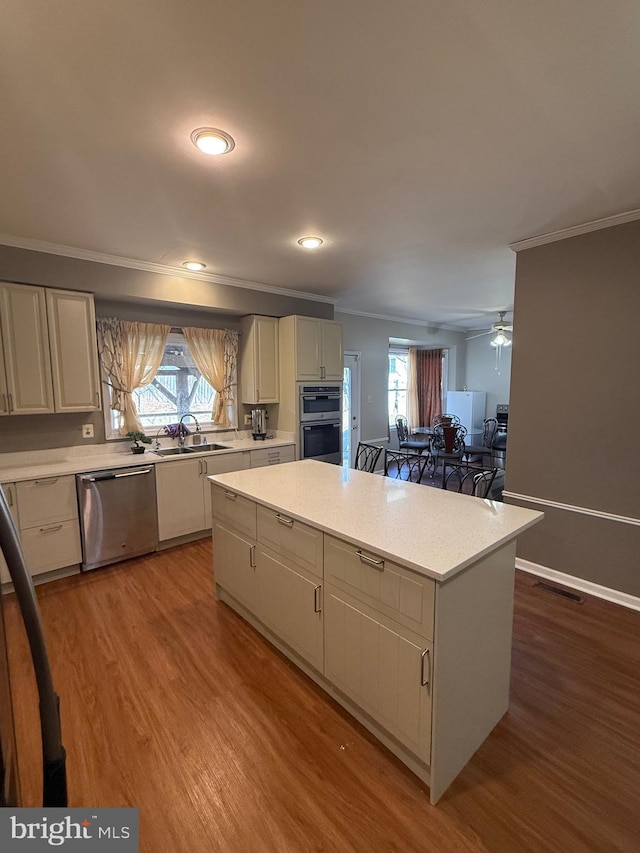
[{"x1": 210, "y1": 460, "x2": 543, "y2": 804}]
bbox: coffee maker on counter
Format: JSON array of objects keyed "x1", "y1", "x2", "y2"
[{"x1": 250, "y1": 408, "x2": 268, "y2": 440}]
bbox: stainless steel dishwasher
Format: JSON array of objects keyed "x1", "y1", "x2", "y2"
[{"x1": 76, "y1": 466, "x2": 158, "y2": 571}]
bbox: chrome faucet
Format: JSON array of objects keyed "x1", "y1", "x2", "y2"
[{"x1": 177, "y1": 412, "x2": 201, "y2": 447}]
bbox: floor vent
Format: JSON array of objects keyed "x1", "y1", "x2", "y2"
[{"x1": 534, "y1": 581, "x2": 584, "y2": 604}]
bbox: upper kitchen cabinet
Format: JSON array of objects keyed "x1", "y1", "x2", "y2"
[
  {"x1": 46, "y1": 289, "x2": 101, "y2": 412},
  {"x1": 0, "y1": 282, "x2": 54, "y2": 415},
  {"x1": 0, "y1": 283, "x2": 100, "y2": 416},
  {"x1": 239, "y1": 315, "x2": 279, "y2": 404},
  {"x1": 279, "y1": 316, "x2": 343, "y2": 381}
]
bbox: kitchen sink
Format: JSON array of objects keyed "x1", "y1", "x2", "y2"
[{"x1": 154, "y1": 444, "x2": 231, "y2": 456}]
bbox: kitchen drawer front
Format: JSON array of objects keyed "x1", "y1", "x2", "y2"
[
  {"x1": 250, "y1": 445, "x2": 295, "y2": 468},
  {"x1": 257, "y1": 504, "x2": 323, "y2": 578},
  {"x1": 324, "y1": 535, "x2": 434, "y2": 641},
  {"x1": 16, "y1": 474, "x2": 78, "y2": 528},
  {"x1": 211, "y1": 486, "x2": 257, "y2": 539},
  {"x1": 20, "y1": 518, "x2": 81, "y2": 575}
]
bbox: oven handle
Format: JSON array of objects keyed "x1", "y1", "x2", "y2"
[{"x1": 301, "y1": 394, "x2": 341, "y2": 401}]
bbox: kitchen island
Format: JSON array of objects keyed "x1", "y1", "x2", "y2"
[{"x1": 209, "y1": 459, "x2": 543, "y2": 803}]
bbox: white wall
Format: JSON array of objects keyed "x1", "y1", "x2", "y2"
[{"x1": 463, "y1": 335, "x2": 511, "y2": 419}]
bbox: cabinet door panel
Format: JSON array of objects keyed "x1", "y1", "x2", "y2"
[
  {"x1": 0, "y1": 484, "x2": 19, "y2": 583},
  {"x1": 257, "y1": 505, "x2": 323, "y2": 578},
  {"x1": 0, "y1": 283, "x2": 54, "y2": 414},
  {"x1": 156, "y1": 459, "x2": 206, "y2": 540},
  {"x1": 320, "y1": 321, "x2": 344, "y2": 380},
  {"x1": 20, "y1": 520, "x2": 82, "y2": 576},
  {"x1": 256, "y1": 546, "x2": 323, "y2": 672},
  {"x1": 324, "y1": 583, "x2": 431, "y2": 760},
  {"x1": 294, "y1": 317, "x2": 321, "y2": 380},
  {"x1": 16, "y1": 475, "x2": 78, "y2": 528},
  {"x1": 213, "y1": 522, "x2": 256, "y2": 611},
  {"x1": 46, "y1": 290, "x2": 101, "y2": 412}
]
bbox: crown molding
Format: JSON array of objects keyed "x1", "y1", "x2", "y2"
[
  {"x1": 509, "y1": 208, "x2": 640, "y2": 252},
  {"x1": 334, "y1": 307, "x2": 463, "y2": 332},
  {"x1": 0, "y1": 233, "x2": 336, "y2": 305}
]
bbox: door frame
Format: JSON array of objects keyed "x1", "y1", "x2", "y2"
[{"x1": 343, "y1": 351, "x2": 361, "y2": 467}]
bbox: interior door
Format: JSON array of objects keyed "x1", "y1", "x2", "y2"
[{"x1": 342, "y1": 352, "x2": 361, "y2": 467}]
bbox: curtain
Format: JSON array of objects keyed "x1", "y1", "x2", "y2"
[
  {"x1": 182, "y1": 327, "x2": 239, "y2": 427},
  {"x1": 408, "y1": 348, "x2": 419, "y2": 428},
  {"x1": 416, "y1": 348, "x2": 443, "y2": 427},
  {"x1": 97, "y1": 318, "x2": 170, "y2": 434}
]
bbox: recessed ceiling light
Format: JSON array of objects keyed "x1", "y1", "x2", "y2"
[
  {"x1": 297, "y1": 236, "x2": 324, "y2": 250},
  {"x1": 190, "y1": 127, "x2": 235, "y2": 156},
  {"x1": 183, "y1": 261, "x2": 206, "y2": 271}
]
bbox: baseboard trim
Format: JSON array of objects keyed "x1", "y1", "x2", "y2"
[
  {"x1": 504, "y1": 491, "x2": 640, "y2": 527},
  {"x1": 516, "y1": 557, "x2": 640, "y2": 613}
]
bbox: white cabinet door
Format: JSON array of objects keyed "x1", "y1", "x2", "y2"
[
  {"x1": 256, "y1": 546, "x2": 324, "y2": 672},
  {"x1": 320, "y1": 320, "x2": 344, "y2": 380},
  {"x1": 156, "y1": 459, "x2": 207, "y2": 540},
  {"x1": 46, "y1": 289, "x2": 101, "y2": 412},
  {"x1": 294, "y1": 317, "x2": 322, "y2": 380},
  {"x1": 213, "y1": 521, "x2": 256, "y2": 612},
  {"x1": 324, "y1": 582, "x2": 432, "y2": 761},
  {"x1": 240, "y1": 316, "x2": 279, "y2": 403},
  {"x1": 0, "y1": 326, "x2": 9, "y2": 417},
  {"x1": 0, "y1": 282, "x2": 54, "y2": 414},
  {"x1": 0, "y1": 483, "x2": 19, "y2": 584}
]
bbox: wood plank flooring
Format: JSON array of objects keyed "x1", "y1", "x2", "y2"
[{"x1": 4, "y1": 540, "x2": 640, "y2": 851}]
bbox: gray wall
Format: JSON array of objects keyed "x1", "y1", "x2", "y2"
[
  {"x1": 463, "y1": 334, "x2": 511, "y2": 419},
  {"x1": 336, "y1": 312, "x2": 466, "y2": 442},
  {"x1": 506, "y1": 220, "x2": 640, "y2": 597},
  {"x1": 0, "y1": 245, "x2": 333, "y2": 453}
]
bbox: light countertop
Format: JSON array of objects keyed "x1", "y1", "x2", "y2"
[
  {"x1": 0, "y1": 436, "x2": 294, "y2": 483},
  {"x1": 209, "y1": 459, "x2": 543, "y2": 582}
]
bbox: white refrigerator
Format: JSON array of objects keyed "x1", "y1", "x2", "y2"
[{"x1": 445, "y1": 391, "x2": 486, "y2": 445}]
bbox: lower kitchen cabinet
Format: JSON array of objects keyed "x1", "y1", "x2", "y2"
[
  {"x1": 0, "y1": 483, "x2": 19, "y2": 584},
  {"x1": 213, "y1": 521, "x2": 256, "y2": 612},
  {"x1": 255, "y1": 545, "x2": 323, "y2": 672},
  {"x1": 157, "y1": 452, "x2": 250, "y2": 541},
  {"x1": 250, "y1": 444, "x2": 295, "y2": 468},
  {"x1": 324, "y1": 582, "x2": 432, "y2": 760}
]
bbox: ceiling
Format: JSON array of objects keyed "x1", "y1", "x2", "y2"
[{"x1": 1, "y1": 1, "x2": 639, "y2": 330}]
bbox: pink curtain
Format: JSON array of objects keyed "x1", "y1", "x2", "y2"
[{"x1": 416, "y1": 349, "x2": 443, "y2": 427}]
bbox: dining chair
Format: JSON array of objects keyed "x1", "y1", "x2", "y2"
[
  {"x1": 395, "y1": 416, "x2": 430, "y2": 454},
  {"x1": 431, "y1": 413, "x2": 461, "y2": 428},
  {"x1": 384, "y1": 449, "x2": 429, "y2": 484},
  {"x1": 464, "y1": 417, "x2": 499, "y2": 463},
  {"x1": 430, "y1": 423, "x2": 467, "y2": 479},
  {"x1": 354, "y1": 441, "x2": 383, "y2": 473},
  {"x1": 441, "y1": 462, "x2": 498, "y2": 498}
]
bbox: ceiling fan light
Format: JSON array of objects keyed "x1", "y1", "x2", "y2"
[{"x1": 491, "y1": 331, "x2": 508, "y2": 347}]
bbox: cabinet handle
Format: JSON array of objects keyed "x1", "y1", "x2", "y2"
[
  {"x1": 35, "y1": 478, "x2": 59, "y2": 486},
  {"x1": 96, "y1": 391, "x2": 100, "y2": 406},
  {"x1": 198, "y1": 459, "x2": 203, "y2": 475},
  {"x1": 421, "y1": 648, "x2": 431, "y2": 687},
  {"x1": 276, "y1": 513, "x2": 294, "y2": 527},
  {"x1": 6, "y1": 486, "x2": 13, "y2": 507},
  {"x1": 314, "y1": 584, "x2": 322, "y2": 613},
  {"x1": 39, "y1": 524, "x2": 63, "y2": 534},
  {"x1": 202, "y1": 459, "x2": 208, "y2": 475},
  {"x1": 223, "y1": 490, "x2": 237, "y2": 501},
  {"x1": 8, "y1": 393, "x2": 13, "y2": 413},
  {"x1": 249, "y1": 544, "x2": 256, "y2": 568},
  {"x1": 1, "y1": 393, "x2": 6, "y2": 413},
  {"x1": 356, "y1": 549, "x2": 385, "y2": 569}
]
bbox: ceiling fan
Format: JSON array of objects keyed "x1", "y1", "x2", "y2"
[{"x1": 466, "y1": 311, "x2": 513, "y2": 344}]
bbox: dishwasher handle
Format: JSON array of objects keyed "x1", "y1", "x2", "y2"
[{"x1": 82, "y1": 467, "x2": 153, "y2": 482}]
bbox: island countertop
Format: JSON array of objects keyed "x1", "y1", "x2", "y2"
[{"x1": 209, "y1": 459, "x2": 543, "y2": 582}]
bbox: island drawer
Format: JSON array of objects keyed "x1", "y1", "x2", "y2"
[
  {"x1": 16, "y1": 474, "x2": 78, "y2": 528},
  {"x1": 211, "y1": 486, "x2": 257, "y2": 539},
  {"x1": 257, "y1": 504, "x2": 323, "y2": 578},
  {"x1": 324, "y1": 535, "x2": 435, "y2": 641}
]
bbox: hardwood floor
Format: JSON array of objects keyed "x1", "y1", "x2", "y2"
[{"x1": 5, "y1": 540, "x2": 640, "y2": 851}]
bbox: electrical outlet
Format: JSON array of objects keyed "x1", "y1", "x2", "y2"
[
  {"x1": 244, "y1": 414, "x2": 252, "y2": 425},
  {"x1": 82, "y1": 423, "x2": 94, "y2": 439}
]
